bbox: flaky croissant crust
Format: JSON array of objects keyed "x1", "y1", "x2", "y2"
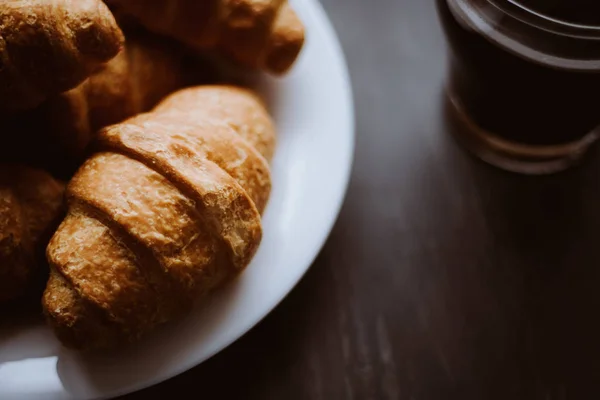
[{"x1": 42, "y1": 85, "x2": 276, "y2": 350}]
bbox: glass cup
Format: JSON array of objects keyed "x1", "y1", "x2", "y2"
[{"x1": 436, "y1": 0, "x2": 600, "y2": 174}]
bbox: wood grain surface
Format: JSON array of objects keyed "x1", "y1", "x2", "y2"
[{"x1": 122, "y1": 0, "x2": 600, "y2": 399}]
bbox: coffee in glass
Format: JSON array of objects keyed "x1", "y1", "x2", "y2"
[{"x1": 436, "y1": 0, "x2": 600, "y2": 174}]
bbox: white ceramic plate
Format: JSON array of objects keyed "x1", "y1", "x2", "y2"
[{"x1": 0, "y1": 0, "x2": 354, "y2": 398}]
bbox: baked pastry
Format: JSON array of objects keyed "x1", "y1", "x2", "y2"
[
  {"x1": 42, "y1": 85, "x2": 275, "y2": 350},
  {"x1": 0, "y1": 0, "x2": 124, "y2": 115},
  {"x1": 1, "y1": 31, "x2": 211, "y2": 179},
  {"x1": 105, "y1": 0, "x2": 306, "y2": 74},
  {"x1": 41, "y1": 32, "x2": 196, "y2": 164},
  {"x1": 153, "y1": 85, "x2": 277, "y2": 165},
  {"x1": 0, "y1": 166, "x2": 65, "y2": 304}
]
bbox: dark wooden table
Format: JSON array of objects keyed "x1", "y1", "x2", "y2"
[{"x1": 124, "y1": 1, "x2": 600, "y2": 399}]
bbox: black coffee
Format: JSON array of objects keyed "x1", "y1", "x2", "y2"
[{"x1": 437, "y1": 0, "x2": 600, "y2": 146}]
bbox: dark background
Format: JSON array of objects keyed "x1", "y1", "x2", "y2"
[{"x1": 124, "y1": 0, "x2": 600, "y2": 399}]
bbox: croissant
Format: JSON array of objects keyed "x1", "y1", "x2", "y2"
[
  {"x1": 1, "y1": 31, "x2": 210, "y2": 180},
  {"x1": 105, "y1": 0, "x2": 305, "y2": 75},
  {"x1": 0, "y1": 0, "x2": 124, "y2": 115},
  {"x1": 41, "y1": 32, "x2": 197, "y2": 164},
  {"x1": 42, "y1": 85, "x2": 275, "y2": 350},
  {"x1": 0, "y1": 166, "x2": 64, "y2": 304}
]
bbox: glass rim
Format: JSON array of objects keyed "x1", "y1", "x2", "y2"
[
  {"x1": 494, "y1": 0, "x2": 600, "y2": 38},
  {"x1": 503, "y1": 0, "x2": 600, "y2": 33},
  {"x1": 449, "y1": 0, "x2": 600, "y2": 70}
]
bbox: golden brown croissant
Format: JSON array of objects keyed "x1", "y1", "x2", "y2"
[
  {"x1": 0, "y1": 166, "x2": 65, "y2": 304},
  {"x1": 105, "y1": 0, "x2": 305, "y2": 75},
  {"x1": 0, "y1": 0, "x2": 124, "y2": 115},
  {"x1": 42, "y1": 85, "x2": 275, "y2": 350}
]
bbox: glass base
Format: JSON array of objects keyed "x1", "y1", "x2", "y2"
[{"x1": 445, "y1": 91, "x2": 600, "y2": 175}]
